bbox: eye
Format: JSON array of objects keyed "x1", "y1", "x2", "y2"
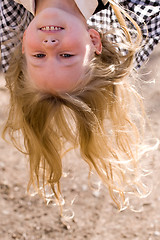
[
  {"x1": 33, "y1": 53, "x2": 46, "y2": 58},
  {"x1": 60, "y1": 54, "x2": 74, "y2": 58}
]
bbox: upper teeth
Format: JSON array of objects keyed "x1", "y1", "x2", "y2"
[{"x1": 41, "y1": 26, "x2": 62, "y2": 31}]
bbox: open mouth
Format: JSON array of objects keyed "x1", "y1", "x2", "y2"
[{"x1": 40, "y1": 26, "x2": 64, "y2": 31}]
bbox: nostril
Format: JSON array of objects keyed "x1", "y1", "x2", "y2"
[{"x1": 43, "y1": 40, "x2": 56, "y2": 43}]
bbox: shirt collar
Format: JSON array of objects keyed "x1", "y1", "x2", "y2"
[
  {"x1": 75, "y1": 0, "x2": 108, "y2": 20},
  {"x1": 15, "y1": 0, "x2": 108, "y2": 20},
  {"x1": 74, "y1": 0, "x2": 98, "y2": 20}
]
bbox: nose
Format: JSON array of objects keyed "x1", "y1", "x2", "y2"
[{"x1": 42, "y1": 38, "x2": 59, "y2": 47}]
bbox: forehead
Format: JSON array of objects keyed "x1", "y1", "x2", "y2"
[{"x1": 27, "y1": 59, "x2": 88, "y2": 93}]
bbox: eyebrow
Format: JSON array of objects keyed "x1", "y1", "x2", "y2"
[{"x1": 29, "y1": 59, "x2": 80, "y2": 68}]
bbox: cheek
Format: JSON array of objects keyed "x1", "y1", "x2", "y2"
[
  {"x1": 23, "y1": 37, "x2": 41, "y2": 55},
  {"x1": 23, "y1": 27, "x2": 40, "y2": 53},
  {"x1": 66, "y1": 26, "x2": 90, "y2": 50}
]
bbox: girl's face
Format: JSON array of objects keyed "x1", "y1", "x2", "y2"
[{"x1": 22, "y1": 8, "x2": 102, "y2": 93}]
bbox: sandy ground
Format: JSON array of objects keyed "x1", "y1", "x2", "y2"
[{"x1": 0, "y1": 44, "x2": 160, "y2": 240}]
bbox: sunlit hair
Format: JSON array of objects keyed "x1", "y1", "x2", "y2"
[{"x1": 3, "y1": 1, "x2": 149, "y2": 212}]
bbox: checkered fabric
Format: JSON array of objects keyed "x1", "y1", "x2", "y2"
[
  {"x1": 0, "y1": 0, "x2": 33, "y2": 73},
  {"x1": 0, "y1": 0, "x2": 160, "y2": 73},
  {"x1": 88, "y1": 0, "x2": 160, "y2": 69}
]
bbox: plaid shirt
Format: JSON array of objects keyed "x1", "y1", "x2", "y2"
[{"x1": 0, "y1": 0, "x2": 160, "y2": 73}]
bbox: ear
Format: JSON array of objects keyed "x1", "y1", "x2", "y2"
[{"x1": 88, "y1": 29, "x2": 102, "y2": 55}]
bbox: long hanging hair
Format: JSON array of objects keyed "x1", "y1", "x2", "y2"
[{"x1": 2, "y1": 0, "x2": 150, "y2": 212}]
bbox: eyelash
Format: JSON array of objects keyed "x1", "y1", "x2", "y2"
[
  {"x1": 33, "y1": 53, "x2": 74, "y2": 58},
  {"x1": 34, "y1": 53, "x2": 46, "y2": 58},
  {"x1": 60, "y1": 54, "x2": 74, "y2": 58}
]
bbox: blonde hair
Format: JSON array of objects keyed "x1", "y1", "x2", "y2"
[{"x1": 3, "y1": 1, "x2": 148, "y2": 211}]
